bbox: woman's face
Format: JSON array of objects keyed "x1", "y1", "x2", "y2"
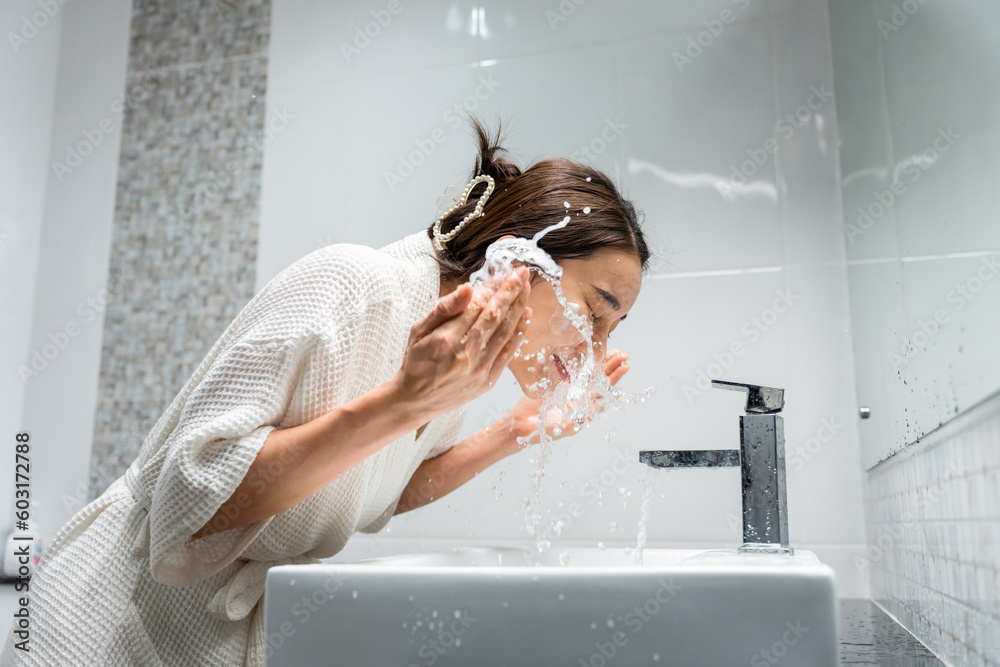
[{"x1": 502, "y1": 237, "x2": 643, "y2": 398}]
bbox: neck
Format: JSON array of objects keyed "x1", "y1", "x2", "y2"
[{"x1": 439, "y1": 278, "x2": 459, "y2": 299}]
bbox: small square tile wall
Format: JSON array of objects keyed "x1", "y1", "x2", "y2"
[
  {"x1": 864, "y1": 391, "x2": 1000, "y2": 666},
  {"x1": 89, "y1": 0, "x2": 272, "y2": 499}
]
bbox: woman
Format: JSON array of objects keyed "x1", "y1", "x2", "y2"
[{"x1": 3, "y1": 118, "x2": 650, "y2": 666}]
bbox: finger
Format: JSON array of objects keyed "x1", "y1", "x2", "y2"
[
  {"x1": 486, "y1": 306, "x2": 531, "y2": 383},
  {"x1": 410, "y1": 283, "x2": 473, "y2": 341},
  {"x1": 608, "y1": 361, "x2": 629, "y2": 386},
  {"x1": 465, "y1": 268, "x2": 529, "y2": 354},
  {"x1": 482, "y1": 278, "x2": 530, "y2": 362},
  {"x1": 604, "y1": 351, "x2": 628, "y2": 376}
]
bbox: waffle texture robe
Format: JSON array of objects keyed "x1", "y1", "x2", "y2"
[{"x1": 2, "y1": 229, "x2": 467, "y2": 666}]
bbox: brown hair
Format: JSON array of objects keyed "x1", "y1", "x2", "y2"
[{"x1": 427, "y1": 117, "x2": 651, "y2": 287}]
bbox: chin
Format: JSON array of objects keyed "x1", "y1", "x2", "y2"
[
  {"x1": 521, "y1": 383, "x2": 545, "y2": 399},
  {"x1": 508, "y1": 364, "x2": 545, "y2": 399}
]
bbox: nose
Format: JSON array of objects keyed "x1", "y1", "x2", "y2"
[{"x1": 575, "y1": 335, "x2": 607, "y2": 365}]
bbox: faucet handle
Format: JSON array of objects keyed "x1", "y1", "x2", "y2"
[{"x1": 711, "y1": 379, "x2": 785, "y2": 414}]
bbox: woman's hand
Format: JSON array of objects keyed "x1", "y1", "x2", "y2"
[
  {"x1": 503, "y1": 348, "x2": 630, "y2": 447},
  {"x1": 392, "y1": 268, "x2": 532, "y2": 420}
]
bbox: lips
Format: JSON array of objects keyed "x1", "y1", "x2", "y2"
[{"x1": 553, "y1": 354, "x2": 570, "y2": 381}]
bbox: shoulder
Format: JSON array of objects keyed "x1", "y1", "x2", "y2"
[
  {"x1": 220, "y1": 243, "x2": 405, "y2": 349},
  {"x1": 261, "y1": 242, "x2": 402, "y2": 313}
]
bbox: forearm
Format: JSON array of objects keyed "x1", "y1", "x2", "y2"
[
  {"x1": 395, "y1": 420, "x2": 524, "y2": 515},
  {"x1": 191, "y1": 375, "x2": 434, "y2": 540}
]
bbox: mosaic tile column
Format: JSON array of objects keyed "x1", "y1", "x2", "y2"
[{"x1": 89, "y1": 0, "x2": 272, "y2": 498}]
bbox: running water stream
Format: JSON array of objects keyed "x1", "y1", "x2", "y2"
[
  {"x1": 467, "y1": 214, "x2": 656, "y2": 554},
  {"x1": 634, "y1": 467, "x2": 659, "y2": 566}
]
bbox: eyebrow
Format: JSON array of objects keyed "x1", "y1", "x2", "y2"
[{"x1": 593, "y1": 286, "x2": 627, "y2": 321}]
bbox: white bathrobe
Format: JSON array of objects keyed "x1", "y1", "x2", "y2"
[{"x1": 2, "y1": 229, "x2": 466, "y2": 666}]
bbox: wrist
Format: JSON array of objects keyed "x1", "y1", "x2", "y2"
[
  {"x1": 381, "y1": 372, "x2": 441, "y2": 429},
  {"x1": 488, "y1": 414, "x2": 528, "y2": 458}
]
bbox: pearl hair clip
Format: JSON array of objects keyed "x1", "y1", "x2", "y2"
[{"x1": 432, "y1": 174, "x2": 496, "y2": 251}]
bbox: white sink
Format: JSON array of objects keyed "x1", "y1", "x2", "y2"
[{"x1": 264, "y1": 546, "x2": 838, "y2": 666}]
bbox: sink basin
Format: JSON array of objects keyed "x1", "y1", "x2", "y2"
[{"x1": 264, "y1": 546, "x2": 838, "y2": 666}]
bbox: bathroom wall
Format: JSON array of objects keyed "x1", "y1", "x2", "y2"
[
  {"x1": 0, "y1": 0, "x2": 131, "y2": 542},
  {"x1": 0, "y1": 0, "x2": 64, "y2": 533},
  {"x1": 831, "y1": 0, "x2": 1000, "y2": 662},
  {"x1": 259, "y1": 0, "x2": 869, "y2": 596}
]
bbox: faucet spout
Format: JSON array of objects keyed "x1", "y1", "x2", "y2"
[{"x1": 639, "y1": 450, "x2": 739, "y2": 468}]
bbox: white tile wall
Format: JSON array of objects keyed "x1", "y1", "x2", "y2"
[
  {"x1": 261, "y1": 0, "x2": 869, "y2": 597},
  {"x1": 0, "y1": 0, "x2": 65, "y2": 535},
  {"x1": 865, "y1": 390, "x2": 1000, "y2": 666},
  {"x1": 1, "y1": 0, "x2": 132, "y2": 539},
  {"x1": 832, "y1": 2, "x2": 1000, "y2": 657},
  {"x1": 832, "y1": 0, "x2": 1000, "y2": 464}
]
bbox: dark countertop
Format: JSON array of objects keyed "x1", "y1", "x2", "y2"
[{"x1": 840, "y1": 600, "x2": 944, "y2": 665}]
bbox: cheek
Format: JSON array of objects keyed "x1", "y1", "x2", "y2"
[{"x1": 520, "y1": 308, "x2": 585, "y2": 358}]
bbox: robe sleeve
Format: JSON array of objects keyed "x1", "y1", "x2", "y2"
[
  {"x1": 146, "y1": 335, "x2": 316, "y2": 586},
  {"x1": 145, "y1": 245, "x2": 379, "y2": 587}
]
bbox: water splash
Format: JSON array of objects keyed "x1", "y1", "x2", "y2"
[{"x1": 469, "y1": 214, "x2": 656, "y2": 553}]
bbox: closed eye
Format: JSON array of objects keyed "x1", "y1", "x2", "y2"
[{"x1": 588, "y1": 305, "x2": 613, "y2": 339}]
